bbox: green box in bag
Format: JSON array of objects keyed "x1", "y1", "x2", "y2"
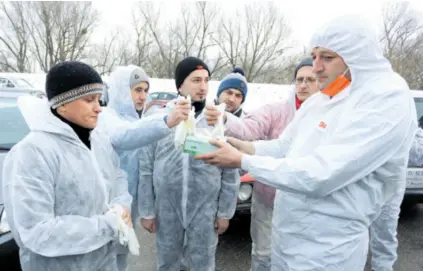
[{"x1": 183, "y1": 135, "x2": 220, "y2": 155}]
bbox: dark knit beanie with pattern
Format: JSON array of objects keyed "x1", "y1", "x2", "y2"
[
  {"x1": 46, "y1": 61, "x2": 104, "y2": 109},
  {"x1": 174, "y1": 56, "x2": 210, "y2": 91}
]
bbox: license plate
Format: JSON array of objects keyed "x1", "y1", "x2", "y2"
[{"x1": 406, "y1": 168, "x2": 423, "y2": 188}]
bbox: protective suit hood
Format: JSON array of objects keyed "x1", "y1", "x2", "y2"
[
  {"x1": 310, "y1": 15, "x2": 393, "y2": 88},
  {"x1": 107, "y1": 65, "x2": 148, "y2": 120},
  {"x1": 17, "y1": 95, "x2": 80, "y2": 142}
]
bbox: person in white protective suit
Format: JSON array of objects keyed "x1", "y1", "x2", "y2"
[
  {"x1": 97, "y1": 65, "x2": 190, "y2": 224},
  {"x1": 196, "y1": 15, "x2": 417, "y2": 270},
  {"x1": 2, "y1": 61, "x2": 134, "y2": 271},
  {"x1": 96, "y1": 65, "x2": 191, "y2": 270},
  {"x1": 138, "y1": 56, "x2": 240, "y2": 271},
  {"x1": 368, "y1": 125, "x2": 422, "y2": 271}
]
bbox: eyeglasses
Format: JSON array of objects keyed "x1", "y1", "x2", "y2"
[{"x1": 295, "y1": 77, "x2": 317, "y2": 85}]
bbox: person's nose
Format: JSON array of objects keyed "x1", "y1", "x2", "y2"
[
  {"x1": 139, "y1": 91, "x2": 147, "y2": 101},
  {"x1": 312, "y1": 58, "x2": 324, "y2": 73},
  {"x1": 94, "y1": 100, "x2": 102, "y2": 113}
]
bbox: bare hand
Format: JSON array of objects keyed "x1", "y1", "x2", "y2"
[
  {"x1": 140, "y1": 218, "x2": 156, "y2": 233},
  {"x1": 194, "y1": 139, "x2": 243, "y2": 168},
  {"x1": 215, "y1": 218, "x2": 230, "y2": 234},
  {"x1": 166, "y1": 99, "x2": 191, "y2": 128},
  {"x1": 205, "y1": 104, "x2": 226, "y2": 126},
  {"x1": 226, "y1": 137, "x2": 255, "y2": 155},
  {"x1": 121, "y1": 207, "x2": 132, "y2": 228}
]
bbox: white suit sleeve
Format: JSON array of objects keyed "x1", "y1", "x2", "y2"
[
  {"x1": 109, "y1": 149, "x2": 132, "y2": 210},
  {"x1": 242, "y1": 95, "x2": 414, "y2": 197},
  {"x1": 252, "y1": 121, "x2": 295, "y2": 159},
  {"x1": 100, "y1": 110, "x2": 170, "y2": 153},
  {"x1": 217, "y1": 168, "x2": 240, "y2": 219},
  {"x1": 5, "y1": 145, "x2": 118, "y2": 257},
  {"x1": 138, "y1": 143, "x2": 157, "y2": 219}
]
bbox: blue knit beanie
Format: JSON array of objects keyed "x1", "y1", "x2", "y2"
[{"x1": 217, "y1": 67, "x2": 248, "y2": 103}]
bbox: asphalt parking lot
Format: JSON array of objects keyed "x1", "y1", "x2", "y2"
[{"x1": 129, "y1": 204, "x2": 423, "y2": 271}]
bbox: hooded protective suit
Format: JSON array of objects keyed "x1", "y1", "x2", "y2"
[
  {"x1": 138, "y1": 101, "x2": 240, "y2": 271},
  {"x1": 97, "y1": 65, "x2": 171, "y2": 223},
  {"x1": 369, "y1": 126, "x2": 422, "y2": 271},
  {"x1": 2, "y1": 95, "x2": 132, "y2": 271},
  {"x1": 239, "y1": 15, "x2": 417, "y2": 270},
  {"x1": 224, "y1": 90, "x2": 296, "y2": 271}
]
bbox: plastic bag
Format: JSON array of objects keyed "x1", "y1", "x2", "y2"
[
  {"x1": 182, "y1": 102, "x2": 227, "y2": 155},
  {"x1": 174, "y1": 95, "x2": 196, "y2": 149},
  {"x1": 210, "y1": 103, "x2": 226, "y2": 140}
]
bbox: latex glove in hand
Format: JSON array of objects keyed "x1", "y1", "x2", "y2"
[
  {"x1": 166, "y1": 98, "x2": 192, "y2": 128},
  {"x1": 205, "y1": 104, "x2": 227, "y2": 126},
  {"x1": 108, "y1": 205, "x2": 140, "y2": 255}
]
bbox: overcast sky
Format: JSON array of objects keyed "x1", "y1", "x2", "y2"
[{"x1": 91, "y1": 0, "x2": 423, "y2": 49}]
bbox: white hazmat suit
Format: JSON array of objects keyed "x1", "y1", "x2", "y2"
[
  {"x1": 2, "y1": 95, "x2": 132, "y2": 271},
  {"x1": 239, "y1": 15, "x2": 417, "y2": 270},
  {"x1": 97, "y1": 65, "x2": 171, "y2": 224},
  {"x1": 138, "y1": 101, "x2": 240, "y2": 271}
]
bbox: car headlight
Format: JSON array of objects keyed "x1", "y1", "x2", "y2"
[
  {"x1": 238, "y1": 183, "x2": 253, "y2": 201},
  {"x1": 0, "y1": 210, "x2": 11, "y2": 234}
]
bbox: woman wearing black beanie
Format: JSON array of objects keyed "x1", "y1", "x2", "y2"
[{"x1": 2, "y1": 61, "x2": 133, "y2": 270}]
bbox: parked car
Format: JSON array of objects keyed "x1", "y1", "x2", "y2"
[
  {"x1": 403, "y1": 90, "x2": 423, "y2": 207},
  {"x1": 0, "y1": 97, "x2": 32, "y2": 271},
  {"x1": 235, "y1": 173, "x2": 254, "y2": 215},
  {"x1": 0, "y1": 75, "x2": 34, "y2": 90},
  {"x1": 144, "y1": 91, "x2": 178, "y2": 114}
]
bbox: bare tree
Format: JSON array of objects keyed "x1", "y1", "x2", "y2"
[
  {"x1": 133, "y1": 2, "x2": 222, "y2": 78},
  {"x1": 0, "y1": 2, "x2": 32, "y2": 72},
  {"x1": 26, "y1": 1, "x2": 99, "y2": 72},
  {"x1": 88, "y1": 28, "x2": 133, "y2": 76},
  {"x1": 215, "y1": 2, "x2": 292, "y2": 82},
  {"x1": 381, "y1": 1, "x2": 423, "y2": 89}
]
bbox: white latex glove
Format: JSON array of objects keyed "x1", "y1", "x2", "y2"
[{"x1": 108, "y1": 204, "x2": 140, "y2": 256}]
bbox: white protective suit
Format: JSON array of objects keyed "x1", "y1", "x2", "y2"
[
  {"x1": 239, "y1": 15, "x2": 417, "y2": 270},
  {"x1": 369, "y1": 127, "x2": 421, "y2": 271},
  {"x1": 2, "y1": 95, "x2": 132, "y2": 271},
  {"x1": 138, "y1": 100, "x2": 240, "y2": 271},
  {"x1": 97, "y1": 65, "x2": 171, "y2": 224}
]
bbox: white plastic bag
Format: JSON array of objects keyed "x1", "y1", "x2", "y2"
[
  {"x1": 210, "y1": 103, "x2": 226, "y2": 140},
  {"x1": 174, "y1": 95, "x2": 196, "y2": 149}
]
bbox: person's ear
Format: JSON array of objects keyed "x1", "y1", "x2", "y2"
[{"x1": 57, "y1": 105, "x2": 67, "y2": 114}]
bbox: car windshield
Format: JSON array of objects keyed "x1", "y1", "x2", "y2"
[{"x1": 0, "y1": 102, "x2": 29, "y2": 150}]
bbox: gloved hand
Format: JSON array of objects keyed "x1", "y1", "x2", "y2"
[{"x1": 108, "y1": 204, "x2": 140, "y2": 255}]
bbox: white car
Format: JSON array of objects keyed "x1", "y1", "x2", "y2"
[
  {"x1": 405, "y1": 90, "x2": 423, "y2": 207},
  {"x1": 0, "y1": 75, "x2": 34, "y2": 89}
]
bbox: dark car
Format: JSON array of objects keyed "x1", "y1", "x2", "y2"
[{"x1": 0, "y1": 96, "x2": 32, "y2": 270}]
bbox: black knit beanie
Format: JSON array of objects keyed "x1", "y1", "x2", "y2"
[
  {"x1": 46, "y1": 61, "x2": 104, "y2": 109},
  {"x1": 174, "y1": 56, "x2": 210, "y2": 90},
  {"x1": 294, "y1": 57, "x2": 313, "y2": 80}
]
